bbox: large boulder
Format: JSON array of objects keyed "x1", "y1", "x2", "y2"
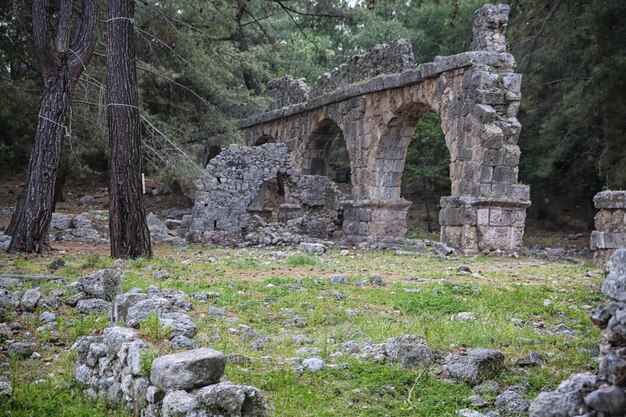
[
  {"x1": 150, "y1": 348, "x2": 225, "y2": 391},
  {"x1": 20, "y1": 288, "x2": 41, "y2": 312},
  {"x1": 0, "y1": 289, "x2": 19, "y2": 310},
  {"x1": 444, "y1": 348, "x2": 505, "y2": 385}
]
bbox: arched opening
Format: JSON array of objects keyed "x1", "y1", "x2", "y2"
[
  {"x1": 254, "y1": 134, "x2": 275, "y2": 146},
  {"x1": 302, "y1": 119, "x2": 352, "y2": 196},
  {"x1": 248, "y1": 135, "x2": 282, "y2": 220},
  {"x1": 200, "y1": 137, "x2": 222, "y2": 167},
  {"x1": 400, "y1": 111, "x2": 450, "y2": 238}
]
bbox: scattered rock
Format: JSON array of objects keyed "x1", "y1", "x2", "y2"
[
  {"x1": 0, "y1": 379, "x2": 12, "y2": 398},
  {"x1": 302, "y1": 358, "x2": 325, "y2": 372},
  {"x1": 77, "y1": 298, "x2": 111, "y2": 314},
  {"x1": 8, "y1": 342, "x2": 34, "y2": 359},
  {"x1": 384, "y1": 334, "x2": 435, "y2": 368},
  {"x1": 495, "y1": 390, "x2": 529, "y2": 415},
  {"x1": 79, "y1": 195, "x2": 95, "y2": 206},
  {"x1": 153, "y1": 269, "x2": 170, "y2": 280},
  {"x1": 529, "y1": 373, "x2": 597, "y2": 417},
  {"x1": 328, "y1": 275, "x2": 347, "y2": 285},
  {"x1": 0, "y1": 288, "x2": 19, "y2": 309},
  {"x1": 21, "y1": 288, "x2": 41, "y2": 312},
  {"x1": 445, "y1": 348, "x2": 505, "y2": 385},
  {"x1": 517, "y1": 351, "x2": 546, "y2": 367},
  {"x1": 298, "y1": 242, "x2": 326, "y2": 255},
  {"x1": 169, "y1": 335, "x2": 197, "y2": 351},
  {"x1": 75, "y1": 269, "x2": 121, "y2": 301},
  {"x1": 369, "y1": 275, "x2": 385, "y2": 286},
  {"x1": 50, "y1": 213, "x2": 72, "y2": 230}
]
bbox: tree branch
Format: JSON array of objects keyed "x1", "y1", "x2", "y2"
[
  {"x1": 32, "y1": 0, "x2": 57, "y2": 77},
  {"x1": 54, "y1": 0, "x2": 72, "y2": 54},
  {"x1": 69, "y1": 0, "x2": 98, "y2": 85}
]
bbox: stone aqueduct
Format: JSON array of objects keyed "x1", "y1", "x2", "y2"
[
  {"x1": 235, "y1": 4, "x2": 529, "y2": 252},
  {"x1": 192, "y1": 4, "x2": 530, "y2": 252}
]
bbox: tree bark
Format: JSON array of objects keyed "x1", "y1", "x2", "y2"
[
  {"x1": 7, "y1": 0, "x2": 98, "y2": 253},
  {"x1": 107, "y1": 0, "x2": 152, "y2": 259}
]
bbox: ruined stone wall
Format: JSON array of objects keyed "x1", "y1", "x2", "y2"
[
  {"x1": 310, "y1": 39, "x2": 415, "y2": 98},
  {"x1": 529, "y1": 249, "x2": 626, "y2": 416},
  {"x1": 470, "y1": 3, "x2": 509, "y2": 53},
  {"x1": 263, "y1": 76, "x2": 310, "y2": 111},
  {"x1": 190, "y1": 143, "x2": 343, "y2": 245},
  {"x1": 591, "y1": 191, "x2": 626, "y2": 263}
]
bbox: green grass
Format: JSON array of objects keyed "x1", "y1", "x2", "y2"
[{"x1": 0, "y1": 246, "x2": 604, "y2": 416}]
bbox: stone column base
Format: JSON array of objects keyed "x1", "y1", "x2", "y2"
[
  {"x1": 440, "y1": 195, "x2": 530, "y2": 252},
  {"x1": 342, "y1": 199, "x2": 411, "y2": 243},
  {"x1": 591, "y1": 191, "x2": 626, "y2": 263}
]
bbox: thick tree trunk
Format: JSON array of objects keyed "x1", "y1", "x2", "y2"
[
  {"x1": 107, "y1": 0, "x2": 152, "y2": 259},
  {"x1": 5, "y1": 0, "x2": 97, "y2": 253},
  {"x1": 7, "y1": 74, "x2": 71, "y2": 252}
]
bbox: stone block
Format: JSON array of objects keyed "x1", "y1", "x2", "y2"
[
  {"x1": 489, "y1": 208, "x2": 512, "y2": 227},
  {"x1": 493, "y1": 166, "x2": 518, "y2": 184},
  {"x1": 150, "y1": 348, "x2": 225, "y2": 391},
  {"x1": 479, "y1": 226, "x2": 511, "y2": 252},
  {"x1": 594, "y1": 191, "x2": 626, "y2": 209},
  {"x1": 483, "y1": 149, "x2": 504, "y2": 166},
  {"x1": 594, "y1": 209, "x2": 626, "y2": 231},
  {"x1": 480, "y1": 124, "x2": 504, "y2": 148},
  {"x1": 477, "y1": 208, "x2": 489, "y2": 226},
  {"x1": 502, "y1": 146, "x2": 521, "y2": 167},
  {"x1": 502, "y1": 73, "x2": 522, "y2": 100},
  {"x1": 479, "y1": 166, "x2": 493, "y2": 183},
  {"x1": 343, "y1": 221, "x2": 369, "y2": 236},
  {"x1": 474, "y1": 104, "x2": 496, "y2": 123},
  {"x1": 592, "y1": 231, "x2": 626, "y2": 249}
]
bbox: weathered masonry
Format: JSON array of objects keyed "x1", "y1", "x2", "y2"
[{"x1": 193, "y1": 3, "x2": 530, "y2": 252}]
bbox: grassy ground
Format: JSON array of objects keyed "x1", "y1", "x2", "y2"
[{"x1": 0, "y1": 245, "x2": 603, "y2": 416}]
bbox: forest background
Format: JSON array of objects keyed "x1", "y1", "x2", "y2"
[{"x1": 1, "y1": 0, "x2": 624, "y2": 232}]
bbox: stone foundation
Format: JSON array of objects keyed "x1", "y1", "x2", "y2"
[
  {"x1": 342, "y1": 199, "x2": 411, "y2": 244},
  {"x1": 591, "y1": 191, "x2": 626, "y2": 263},
  {"x1": 440, "y1": 196, "x2": 529, "y2": 252}
]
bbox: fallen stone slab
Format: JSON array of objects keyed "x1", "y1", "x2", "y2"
[{"x1": 150, "y1": 348, "x2": 225, "y2": 391}]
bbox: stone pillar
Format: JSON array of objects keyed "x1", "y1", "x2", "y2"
[
  {"x1": 440, "y1": 195, "x2": 530, "y2": 252},
  {"x1": 342, "y1": 199, "x2": 411, "y2": 244},
  {"x1": 591, "y1": 190, "x2": 626, "y2": 263}
]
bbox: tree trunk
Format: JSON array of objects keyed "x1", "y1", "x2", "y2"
[
  {"x1": 7, "y1": 74, "x2": 71, "y2": 252},
  {"x1": 107, "y1": 0, "x2": 152, "y2": 259},
  {"x1": 6, "y1": 0, "x2": 97, "y2": 253}
]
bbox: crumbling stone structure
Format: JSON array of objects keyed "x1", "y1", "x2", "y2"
[
  {"x1": 192, "y1": 3, "x2": 530, "y2": 251},
  {"x1": 190, "y1": 143, "x2": 342, "y2": 244},
  {"x1": 591, "y1": 191, "x2": 626, "y2": 263},
  {"x1": 529, "y1": 249, "x2": 626, "y2": 416},
  {"x1": 74, "y1": 328, "x2": 267, "y2": 417}
]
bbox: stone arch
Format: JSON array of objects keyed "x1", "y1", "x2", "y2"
[
  {"x1": 299, "y1": 118, "x2": 353, "y2": 192},
  {"x1": 254, "y1": 134, "x2": 275, "y2": 146}
]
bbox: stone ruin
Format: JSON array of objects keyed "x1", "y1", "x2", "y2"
[
  {"x1": 190, "y1": 143, "x2": 343, "y2": 245},
  {"x1": 529, "y1": 248, "x2": 626, "y2": 417},
  {"x1": 592, "y1": 191, "x2": 626, "y2": 264},
  {"x1": 190, "y1": 3, "x2": 530, "y2": 252}
]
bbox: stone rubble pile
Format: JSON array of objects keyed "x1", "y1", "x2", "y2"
[
  {"x1": 529, "y1": 248, "x2": 626, "y2": 417},
  {"x1": 74, "y1": 328, "x2": 267, "y2": 417}
]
